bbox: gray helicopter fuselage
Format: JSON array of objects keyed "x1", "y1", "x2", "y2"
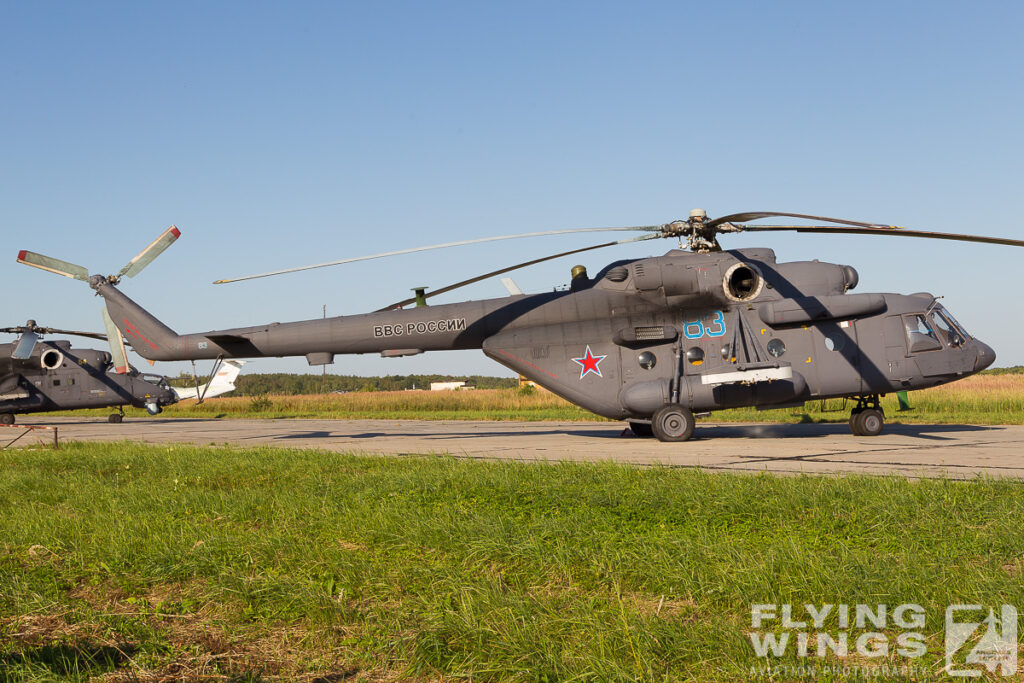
[
  {"x1": 95, "y1": 248, "x2": 994, "y2": 420},
  {"x1": 0, "y1": 340, "x2": 177, "y2": 417}
]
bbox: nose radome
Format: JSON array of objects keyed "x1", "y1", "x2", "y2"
[{"x1": 974, "y1": 340, "x2": 996, "y2": 372}]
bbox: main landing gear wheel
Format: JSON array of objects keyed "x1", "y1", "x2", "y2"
[
  {"x1": 108, "y1": 413, "x2": 123, "y2": 424},
  {"x1": 629, "y1": 421, "x2": 654, "y2": 437},
  {"x1": 849, "y1": 397, "x2": 884, "y2": 436},
  {"x1": 853, "y1": 409, "x2": 884, "y2": 436},
  {"x1": 651, "y1": 404, "x2": 695, "y2": 442},
  {"x1": 0, "y1": 413, "x2": 14, "y2": 425}
]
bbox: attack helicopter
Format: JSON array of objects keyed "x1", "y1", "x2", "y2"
[
  {"x1": 0, "y1": 321, "x2": 245, "y2": 425},
  {"x1": 17, "y1": 211, "x2": 1024, "y2": 441}
]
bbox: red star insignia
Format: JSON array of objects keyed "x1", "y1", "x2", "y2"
[{"x1": 572, "y1": 345, "x2": 607, "y2": 379}]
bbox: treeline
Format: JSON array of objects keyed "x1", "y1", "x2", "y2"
[
  {"x1": 983, "y1": 366, "x2": 1024, "y2": 375},
  {"x1": 168, "y1": 373, "x2": 517, "y2": 395}
]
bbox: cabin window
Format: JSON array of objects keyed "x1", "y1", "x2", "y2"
[
  {"x1": 766, "y1": 339, "x2": 786, "y2": 358},
  {"x1": 637, "y1": 351, "x2": 656, "y2": 370},
  {"x1": 903, "y1": 314, "x2": 942, "y2": 353},
  {"x1": 686, "y1": 347, "x2": 705, "y2": 366}
]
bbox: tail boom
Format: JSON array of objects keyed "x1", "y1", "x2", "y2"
[{"x1": 90, "y1": 276, "x2": 534, "y2": 363}]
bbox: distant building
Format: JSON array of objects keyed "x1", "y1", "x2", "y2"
[{"x1": 430, "y1": 381, "x2": 472, "y2": 391}]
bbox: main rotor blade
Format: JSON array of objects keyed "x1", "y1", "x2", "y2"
[
  {"x1": 37, "y1": 328, "x2": 109, "y2": 341},
  {"x1": 12, "y1": 332, "x2": 38, "y2": 360},
  {"x1": 214, "y1": 226, "x2": 662, "y2": 284},
  {"x1": 377, "y1": 234, "x2": 660, "y2": 310},
  {"x1": 733, "y1": 224, "x2": 1024, "y2": 248},
  {"x1": 16, "y1": 251, "x2": 90, "y2": 281},
  {"x1": 0, "y1": 325, "x2": 107, "y2": 341},
  {"x1": 707, "y1": 211, "x2": 889, "y2": 230},
  {"x1": 116, "y1": 226, "x2": 181, "y2": 279},
  {"x1": 101, "y1": 306, "x2": 130, "y2": 374}
]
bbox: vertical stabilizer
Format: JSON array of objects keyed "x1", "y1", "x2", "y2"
[{"x1": 91, "y1": 276, "x2": 183, "y2": 361}]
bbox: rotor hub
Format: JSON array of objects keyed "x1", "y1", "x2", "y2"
[{"x1": 658, "y1": 209, "x2": 723, "y2": 253}]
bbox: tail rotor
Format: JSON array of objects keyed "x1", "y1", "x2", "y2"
[{"x1": 16, "y1": 226, "x2": 181, "y2": 372}]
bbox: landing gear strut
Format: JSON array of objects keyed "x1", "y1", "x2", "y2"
[{"x1": 849, "y1": 396, "x2": 884, "y2": 437}]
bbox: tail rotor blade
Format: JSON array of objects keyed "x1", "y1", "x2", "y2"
[
  {"x1": 116, "y1": 226, "x2": 181, "y2": 280},
  {"x1": 101, "y1": 307, "x2": 130, "y2": 374},
  {"x1": 16, "y1": 251, "x2": 90, "y2": 281},
  {"x1": 12, "y1": 332, "x2": 38, "y2": 360}
]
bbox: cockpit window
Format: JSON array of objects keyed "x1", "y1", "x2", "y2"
[
  {"x1": 904, "y1": 314, "x2": 942, "y2": 353},
  {"x1": 929, "y1": 313, "x2": 953, "y2": 343},
  {"x1": 928, "y1": 311, "x2": 964, "y2": 347},
  {"x1": 932, "y1": 304, "x2": 971, "y2": 342}
]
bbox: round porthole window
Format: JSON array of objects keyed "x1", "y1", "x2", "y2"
[
  {"x1": 721, "y1": 344, "x2": 733, "y2": 361},
  {"x1": 767, "y1": 338, "x2": 786, "y2": 358},
  {"x1": 686, "y1": 347, "x2": 705, "y2": 365},
  {"x1": 638, "y1": 351, "x2": 656, "y2": 370},
  {"x1": 825, "y1": 335, "x2": 845, "y2": 352}
]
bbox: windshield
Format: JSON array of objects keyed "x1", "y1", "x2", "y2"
[
  {"x1": 928, "y1": 303, "x2": 971, "y2": 345},
  {"x1": 141, "y1": 373, "x2": 170, "y2": 388}
]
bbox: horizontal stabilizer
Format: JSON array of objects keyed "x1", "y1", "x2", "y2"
[{"x1": 205, "y1": 334, "x2": 261, "y2": 355}]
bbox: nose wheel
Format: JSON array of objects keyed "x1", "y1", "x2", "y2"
[{"x1": 849, "y1": 397, "x2": 885, "y2": 436}]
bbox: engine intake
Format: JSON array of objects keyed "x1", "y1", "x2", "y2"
[
  {"x1": 40, "y1": 349, "x2": 64, "y2": 370},
  {"x1": 723, "y1": 262, "x2": 764, "y2": 302},
  {"x1": 632, "y1": 253, "x2": 766, "y2": 305}
]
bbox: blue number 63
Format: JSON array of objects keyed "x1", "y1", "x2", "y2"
[{"x1": 683, "y1": 310, "x2": 726, "y2": 339}]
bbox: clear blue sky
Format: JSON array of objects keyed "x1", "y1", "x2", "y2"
[{"x1": 3, "y1": 1, "x2": 1022, "y2": 378}]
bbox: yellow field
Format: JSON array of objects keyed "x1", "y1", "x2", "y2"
[{"x1": 129, "y1": 373, "x2": 1024, "y2": 424}]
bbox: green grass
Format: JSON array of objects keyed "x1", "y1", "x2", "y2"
[{"x1": 2, "y1": 443, "x2": 1024, "y2": 680}]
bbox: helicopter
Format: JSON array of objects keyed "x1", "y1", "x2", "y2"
[
  {"x1": 0, "y1": 321, "x2": 245, "y2": 425},
  {"x1": 16, "y1": 210, "x2": 1024, "y2": 441}
]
